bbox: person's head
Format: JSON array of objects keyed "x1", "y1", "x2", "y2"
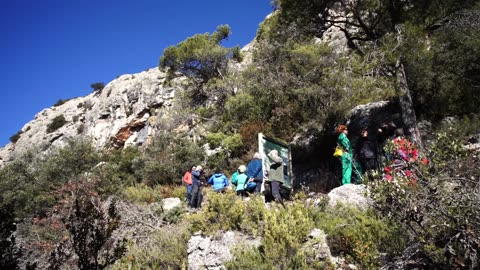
[
  {"x1": 361, "y1": 128, "x2": 368, "y2": 137},
  {"x1": 337, "y1": 125, "x2": 348, "y2": 134},
  {"x1": 214, "y1": 167, "x2": 221, "y2": 174},
  {"x1": 253, "y1": 152, "x2": 261, "y2": 159},
  {"x1": 191, "y1": 166, "x2": 196, "y2": 171},
  {"x1": 196, "y1": 165, "x2": 203, "y2": 171},
  {"x1": 238, "y1": 165, "x2": 247, "y2": 173},
  {"x1": 268, "y1": 149, "x2": 278, "y2": 157}
]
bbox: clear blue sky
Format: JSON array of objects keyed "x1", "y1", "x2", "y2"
[{"x1": 0, "y1": 0, "x2": 272, "y2": 147}]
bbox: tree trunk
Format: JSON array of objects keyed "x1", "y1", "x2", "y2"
[{"x1": 395, "y1": 59, "x2": 424, "y2": 151}]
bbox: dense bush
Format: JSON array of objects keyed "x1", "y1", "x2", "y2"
[
  {"x1": 317, "y1": 206, "x2": 407, "y2": 269},
  {"x1": 46, "y1": 114, "x2": 67, "y2": 133},
  {"x1": 130, "y1": 132, "x2": 204, "y2": 186},
  {"x1": 111, "y1": 222, "x2": 190, "y2": 270},
  {"x1": 159, "y1": 25, "x2": 242, "y2": 84},
  {"x1": 9, "y1": 130, "x2": 23, "y2": 143},
  {"x1": 188, "y1": 190, "x2": 244, "y2": 234},
  {"x1": 90, "y1": 82, "x2": 105, "y2": 92},
  {"x1": 0, "y1": 198, "x2": 20, "y2": 270},
  {"x1": 367, "y1": 127, "x2": 480, "y2": 269},
  {"x1": 0, "y1": 139, "x2": 100, "y2": 217},
  {"x1": 48, "y1": 179, "x2": 126, "y2": 270},
  {"x1": 53, "y1": 99, "x2": 70, "y2": 107},
  {"x1": 122, "y1": 184, "x2": 162, "y2": 204}
]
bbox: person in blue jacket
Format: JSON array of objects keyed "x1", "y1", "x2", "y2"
[
  {"x1": 189, "y1": 165, "x2": 204, "y2": 208},
  {"x1": 246, "y1": 152, "x2": 263, "y2": 194},
  {"x1": 207, "y1": 168, "x2": 229, "y2": 192}
]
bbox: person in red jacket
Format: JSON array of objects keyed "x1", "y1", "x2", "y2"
[{"x1": 183, "y1": 166, "x2": 195, "y2": 203}]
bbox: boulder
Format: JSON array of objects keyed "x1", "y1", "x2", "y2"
[
  {"x1": 162, "y1": 197, "x2": 182, "y2": 212},
  {"x1": 327, "y1": 184, "x2": 372, "y2": 211},
  {"x1": 187, "y1": 231, "x2": 260, "y2": 270},
  {"x1": 302, "y1": 229, "x2": 333, "y2": 262}
]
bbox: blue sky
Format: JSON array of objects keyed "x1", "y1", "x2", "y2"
[{"x1": 0, "y1": 0, "x2": 271, "y2": 147}]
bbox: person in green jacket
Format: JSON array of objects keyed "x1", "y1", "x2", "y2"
[
  {"x1": 233, "y1": 165, "x2": 248, "y2": 197},
  {"x1": 266, "y1": 149, "x2": 286, "y2": 207},
  {"x1": 337, "y1": 125, "x2": 353, "y2": 185}
]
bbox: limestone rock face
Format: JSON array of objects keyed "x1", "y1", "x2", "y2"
[
  {"x1": 0, "y1": 68, "x2": 179, "y2": 163},
  {"x1": 187, "y1": 231, "x2": 260, "y2": 270}
]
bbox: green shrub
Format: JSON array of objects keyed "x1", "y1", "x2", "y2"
[
  {"x1": 90, "y1": 82, "x2": 105, "y2": 92},
  {"x1": 9, "y1": 130, "x2": 22, "y2": 143},
  {"x1": 227, "y1": 201, "x2": 319, "y2": 269},
  {"x1": 206, "y1": 132, "x2": 227, "y2": 149},
  {"x1": 0, "y1": 198, "x2": 20, "y2": 269},
  {"x1": 111, "y1": 222, "x2": 190, "y2": 270},
  {"x1": 132, "y1": 132, "x2": 204, "y2": 186},
  {"x1": 159, "y1": 25, "x2": 240, "y2": 83},
  {"x1": 367, "y1": 125, "x2": 480, "y2": 269},
  {"x1": 46, "y1": 115, "x2": 67, "y2": 133},
  {"x1": 0, "y1": 139, "x2": 100, "y2": 217},
  {"x1": 317, "y1": 206, "x2": 407, "y2": 269},
  {"x1": 48, "y1": 179, "x2": 126, "y2": 270},
  {"x1": 53, "y1": 99, "x2": 68, "y2": 107},
  {"x1": 122, "y1": 184, "x2": 162, "y2": 204},
  {"x1": 171, "y1": 185, "x2": 187, "y2": 200},
  {"x1": 163, "y1": 206, "x2": 186, "y2": 225},
  {"x1": 239, "y1": 195, "x2": 267, "y2": 237},
  {"x1": 206, "y1": 132, "x2": 243, "y2": 156},
  {"x1": 222, "y1": 133, "x2": 243, "y2": 154},
  {"x1": 188, "y1": 190, "x2": 244, "y2": 234}
]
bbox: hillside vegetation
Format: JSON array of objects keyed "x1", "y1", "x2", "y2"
[{"x1": 1, "y1": 0, "x2": 480, "y2": 269}]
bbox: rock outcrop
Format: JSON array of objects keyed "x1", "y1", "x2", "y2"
[
  {"x1": 187, "y1": 231, "x2": 260, "y2": 270},
  {"x1": 327, "y1": 184, "x2": 372, "y2": 211},
  {"x1": 0, "y1": 68, "x2": 182, "y2": 163}
]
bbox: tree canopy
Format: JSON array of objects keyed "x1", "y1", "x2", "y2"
[{"x1": 159, "y1": 25, "x2": 242, "y2": 83}]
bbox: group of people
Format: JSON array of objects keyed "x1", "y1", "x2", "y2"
[
  {"x1": 182, "y1": 150, "x2": 286, "y2": 209},
  {"x1": 335, "y1": 122, "x2": 410, "y2": 185}
]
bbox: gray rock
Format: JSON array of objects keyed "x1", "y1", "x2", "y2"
[
  {"x1": 162, "y1": 197, "x2": 182, "y2": 212},
  {"x1": 0, "y1": 68, "x2": 179, "y2": 162},
  {"x1": 302, "y1": 229, "x2": 333, "y2": 263},
  {"x1": 327, "y1": 184, "x2": 372, "y2": 211},
  {"x1": 187, "y1": 231, "x2": 260, "y2": 270}
]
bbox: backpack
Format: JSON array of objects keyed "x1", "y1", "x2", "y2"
[{"x1": 245, "y1": 181, "x2": 256, "y2": 192}]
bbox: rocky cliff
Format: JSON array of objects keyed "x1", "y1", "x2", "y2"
[{"x1": 0, "y1": 68, "x2": 187, "y2": 164}]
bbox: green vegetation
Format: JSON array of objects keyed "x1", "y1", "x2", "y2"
[
  {"x1": 159, "y1": 25, "x2": 242, "y2": 84},
  {"x1": 48, "y1": 179, "x2": 126, "y2": 270},
  {"x1": 53, "y1": 99, "x2": 70, "y2": 107},
  {"x1": 9, "y1": 130, "x2": 23, "y2": 143},
  {"x1": 0, "y1": 198, "x2": 20, "y2": 270},
  {"x1": 122, "y1": 184, "x2": 162, "y2": 204},
  {"x1": 90, "y1": 82, "x2": 105, "y2": 92},
  {"x1": 1, "y1": 1, "x2": 479, "y2": 268},
  {"x1": 46, "y1": 114, "x2": 67, "y2": 133},
  {"x1": 111, "y1": 223, "x2": 190, "y2": 270},
  {"x1": 367, "y1": 124, "x2": 480, "y2": 269}
]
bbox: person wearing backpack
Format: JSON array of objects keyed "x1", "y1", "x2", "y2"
[
  {"x1": 246, "y1": 152, "x2": 263, "y2": 194},
  {"x1": 266, "y1": 149, "x2": 286, "y2": 208},
  {"x1": 233, "y1": 165, "x2": 248, "y2": 197},
  {"x1": 189, "y1": 165, "x2": 204, "y2": 209},
  {"x1": 207, "y1": 168, "x2": 229, "y2": 192}
]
